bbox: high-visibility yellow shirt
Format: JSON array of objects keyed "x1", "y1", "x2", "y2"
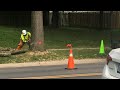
[{"x1": 20, "y1": 32, "x2": 31, "y2": 42}]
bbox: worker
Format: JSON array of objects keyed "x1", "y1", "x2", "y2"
[{"x1": 16, "y1": 30, "x2": 31, "y2": 50}]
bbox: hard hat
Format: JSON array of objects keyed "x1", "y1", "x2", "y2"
[{"x1": 22, "y1": 30, "x2": 27, "y2": 35}]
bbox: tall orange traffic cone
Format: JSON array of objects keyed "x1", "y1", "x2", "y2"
[{"x1": 65, "y1": 48, "x2": 77, "y2": 70}]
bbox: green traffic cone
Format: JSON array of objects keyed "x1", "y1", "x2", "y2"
[{"x1": 99, "y1": 40, "x2": 105, "y2": 54}]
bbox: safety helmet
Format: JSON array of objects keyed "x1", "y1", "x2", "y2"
[{"x1": 22, "y1": 30, "x2": 27, "y2": 35}]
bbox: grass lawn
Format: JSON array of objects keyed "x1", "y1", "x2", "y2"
[{"x1": 0, "y1": 26, "x2": 118, "y2": 64}]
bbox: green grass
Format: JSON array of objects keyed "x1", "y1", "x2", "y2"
[
  {"x1": 0, "y1": 48, "x2": 111, "y2": 64},
  {"x1": 0, "y1": 26, "x2": 30, "y2": 48},
  {"x1": 0, "y1": 26, "x2": 118, "y2": 64},
  {"x1": 0, "y1": 26, "x2": 114, "y2": 49},
  {"x1": 44, "y1": 27, "x2": 112, "y2": 49}
]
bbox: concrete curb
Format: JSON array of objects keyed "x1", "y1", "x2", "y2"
[{"x1": 0, "y1": 59, "x2": 106, "y2": 68}]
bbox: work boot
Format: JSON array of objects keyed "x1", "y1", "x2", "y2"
[{"x1": 16, "y1": 45, "x2": 22, "y2": 50}]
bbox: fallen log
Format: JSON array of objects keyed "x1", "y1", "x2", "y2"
[
  {"x1": 0, "y1": 48, "x2": 11, "y2": 51},
  {"x1": 0, "y1": 52, "x2": 11, "y2": 57},
  {"x1": 0, "y1": 49, "x2": 28, "y2": 57},
  {"x1": 11, "y1": 49, "x2": 28, "y2": 55}
]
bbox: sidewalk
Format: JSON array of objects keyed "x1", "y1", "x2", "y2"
[
  {"x1": 48, "y1": 47, "x2": 111, "y2": 51},
  {"x1": 0, "y1": 59, "x2": 106, "y2": 68}
]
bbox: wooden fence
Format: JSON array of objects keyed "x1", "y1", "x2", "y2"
[
  {"x1": 67, "y1": 11, "x2": 120, "y2": 29},
  {"x1": 0, "y1": 11, "x2": 120, "y2": 29}
]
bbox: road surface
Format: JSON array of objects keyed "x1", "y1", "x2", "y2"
[{"x1": 0, "y1": 59, "x2": 105, "y2": 79}]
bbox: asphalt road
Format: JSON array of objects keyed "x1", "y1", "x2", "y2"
[{"x1": 0, "y1": 61, "x2": 105, "y2": 79}]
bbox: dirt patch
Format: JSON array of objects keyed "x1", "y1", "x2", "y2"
[{"x1": 26, "y1": 50, "x2": 50, "y2": 56}]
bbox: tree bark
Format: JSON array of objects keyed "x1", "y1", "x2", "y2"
[
  {"x1": 58, "y1": 11, "x2": 64, "y2": 27},
  {"x1": 0, "y1": 48, "x2": 10, "y2": 51},
  {"x1": 31, "y1": 11, "x2": 45, "y2": 51},
  {"x1": 11, "y1": 50, "x2": 28, "y2": 55},
  {"x1": 0, "y1": 52, "x2": 11, "y2": 57},
  {"x1": 0, "y1": 49, "x2": 28, "y2": 57},
  {"x1": 43, "y1": 11, "x2": 49, "y2": 26},
  {"x1": 51, "y1": 11, "x2": 59, "y2": 28}
]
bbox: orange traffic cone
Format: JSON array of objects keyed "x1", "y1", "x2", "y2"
[{"x1": 65, "y1": 48, "x2": 77, "y2": 70}]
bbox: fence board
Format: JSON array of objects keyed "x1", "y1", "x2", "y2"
[{"x1": 66, "y1": 11, "x2": 120, "y2": 29}]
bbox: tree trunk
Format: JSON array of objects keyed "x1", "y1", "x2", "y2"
[
  {"x1": 31, "y1": 11, "x2": 45, "y2": 51},
  {"x1": 43, "y1": 11, "x2": 49, "y2": 26},
  {"x1": 51, "y1": 11, "x2": 59, "y2": 28},
  {"x1": 58, "y1": 11, "x2": 64, "y2": 27}
]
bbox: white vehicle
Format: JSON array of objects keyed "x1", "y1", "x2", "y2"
[{"x1": 102, "y1": 48, "x2": 120, "y2": 79}]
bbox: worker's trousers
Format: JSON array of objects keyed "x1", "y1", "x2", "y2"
[{"x1": 16, "y1": 40, "x2": 31, "y2": 50}]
